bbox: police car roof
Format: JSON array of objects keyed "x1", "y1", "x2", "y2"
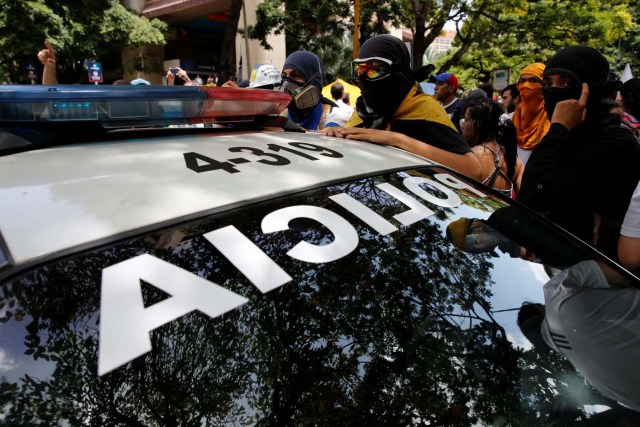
[
  {"x1": 0, "y1": 85, "x2": 299, "y2": 269},
  {"x1": 0, "y1": 129, "x2": 433, "y2": 270}
]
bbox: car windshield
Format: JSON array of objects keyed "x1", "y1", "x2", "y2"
[{"x1": 2, "y1": 166, "x2": 637, "y2": 425}]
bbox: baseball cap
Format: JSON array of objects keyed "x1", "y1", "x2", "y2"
[{"x1": 430, "y1": 73, "x2": 459, "y2": 90}]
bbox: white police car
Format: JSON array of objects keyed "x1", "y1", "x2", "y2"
[{"x1": 0, "y1": 85, "x2": 638, "y2": 425}]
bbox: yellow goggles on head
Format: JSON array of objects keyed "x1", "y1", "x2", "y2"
[{"x1": 351, "y1": 57, "x2": 395, "y2": 82}]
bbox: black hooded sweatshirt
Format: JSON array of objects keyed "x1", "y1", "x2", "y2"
[{"x1": 517, "y1": 46, "x2": 640, "y2": 260}]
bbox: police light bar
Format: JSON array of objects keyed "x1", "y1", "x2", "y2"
[{"x1": 0, "y1": 85, "x2": 291, "y2": 127}]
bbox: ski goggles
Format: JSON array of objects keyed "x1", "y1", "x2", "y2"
[{"x1": 351, "y1": 57, "x2": 395, "y2": 82}]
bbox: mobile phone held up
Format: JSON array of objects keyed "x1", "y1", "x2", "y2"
[{"x1": 170, "y1": 68, "x2": 179, "y2": 75}]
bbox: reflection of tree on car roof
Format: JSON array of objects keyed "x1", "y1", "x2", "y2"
[{"x1": 0, "y1": 172, "x2": 586, "y2": 425}]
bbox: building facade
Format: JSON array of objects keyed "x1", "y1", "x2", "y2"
[
  {"x1": 432, "y1": 31, "x2": 455, "y2": 55},
  {"x1": 122, "y1": 0, "x2": 286, "y2": 84}
]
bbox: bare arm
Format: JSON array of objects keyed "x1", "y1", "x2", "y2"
[
  {"x1": 514, "y1": 157, "x2": 525, "y2": 194},
  {"x1": 596, "y1": 260, "x2": 633, "y2": 288},
  {"x1": 165, "y1": 70, "x2": 175, "y2": 86},
  {"x1": 176, "y1": 68, "x2": 192, "y2": 85},
  {"x1": 618, "y1": 236, "x2": 640, "y2": 276},
  {"x1": 37, "y1": 40, "x2": 58, "y2": 84},
  {"x1": 338, "y1": 127, "x2": 482, "y2": 180}
]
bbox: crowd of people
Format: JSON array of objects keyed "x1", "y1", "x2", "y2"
[
  {"x1": 258, "y1": 38, "x2": 640, "y2": 416},
  {"x1": 31, "y1": 33, "x2": 640, "y2": 414},
  {"x1": 321, "y1": 36, "x2": 640, "y2": 278},
  {"x1": 268, "y1": 37, "x2": 640, "y2": 283},
  {"x1": 35, "y1": 37, "x2": 640, "y2": 274}
]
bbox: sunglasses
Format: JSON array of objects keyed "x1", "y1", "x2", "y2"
[{"x1": 351, "y1": 57, "x2": 394, "y2": 82}]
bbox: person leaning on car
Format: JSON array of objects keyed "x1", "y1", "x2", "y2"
[
  {"x1": 517, "y1": 45, "x2": 640, "y2": 262},
  {"x1": 280, "y1": 51, "x2": 334, "y2": 131},
  {"x1": 322, "y1": 34, "x2": 481, "y2": 181},
  {"x1": 517, "y1": 260, "x2": 640, "y2": 413}
]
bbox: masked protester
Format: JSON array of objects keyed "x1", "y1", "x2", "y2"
[
  {"x1": 512, "y1": 63, "x2": 550, "y2": 165},
  {"x1": 280, "y1": 51, "x2": 336, "y2": 131},
  {"x1": 518, "y1": 45, "x2": 640, "y2": 262},
  {"x1": 322, "y1": 34, "x2": 481, "y2": 180}
]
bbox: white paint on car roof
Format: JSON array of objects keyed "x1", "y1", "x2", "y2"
[{"x1": 0, "y1": 131, "x2": 432, "y2": 266}]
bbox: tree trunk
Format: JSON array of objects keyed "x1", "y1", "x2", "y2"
[
  {"x1": 219, "y1": 0, "x2": 243, "y2": 83},
  {"x1": 412, "y1": 20, "x2": 446, "y2": 69},
  {"x1": 410, "y1": 0, "x2": 450, "y2": 70},
  {"x1": 436, "y1": 0, "x2": 489, "y2": 73}
]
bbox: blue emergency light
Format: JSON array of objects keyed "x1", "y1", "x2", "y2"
[{"x1": 0, "y1": 85, "x2": 291, "y2": 127}]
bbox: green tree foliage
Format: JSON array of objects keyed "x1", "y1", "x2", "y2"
[
  {"x1": 605, "y1": 1, "x2": 640, "y2": 78},
  {"x1": 377, "y1": 0, "x2": 463, "y2": 70},
  {"x1": 443, "y1": 0, "x2": 633, "y2": 88},
  {"x1": 0, "y1": 0, "x2": 167, "y2": 83},
  {"x1": 248, "y1": 0, "x2": 352, "y2": 81},
  {"x1": 356, "y1": 0, "x2": 405, "y2": 46},
  {"x1": 249, "y1": 0, "x2": 634, "y2": 89}
]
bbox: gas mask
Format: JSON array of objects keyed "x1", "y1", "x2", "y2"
[{"x1": 281, "y1": 77, "x2": 320, "y2": 110}]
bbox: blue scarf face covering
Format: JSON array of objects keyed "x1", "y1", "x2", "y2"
[{"x1": 288, "y1": 102, "x2": 323, "y2": 131}]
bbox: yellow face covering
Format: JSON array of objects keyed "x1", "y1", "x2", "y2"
[{"x1": 512, "y1": 65, "x2": 550, "y2": 150}]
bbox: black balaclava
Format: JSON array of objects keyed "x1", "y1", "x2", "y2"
[
  {"x1": 356, "y1": 35, "x2": 414, "y2": 124},
  {"x1": 542, "y1": 45, "x2": 610, "y2": 121}
]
